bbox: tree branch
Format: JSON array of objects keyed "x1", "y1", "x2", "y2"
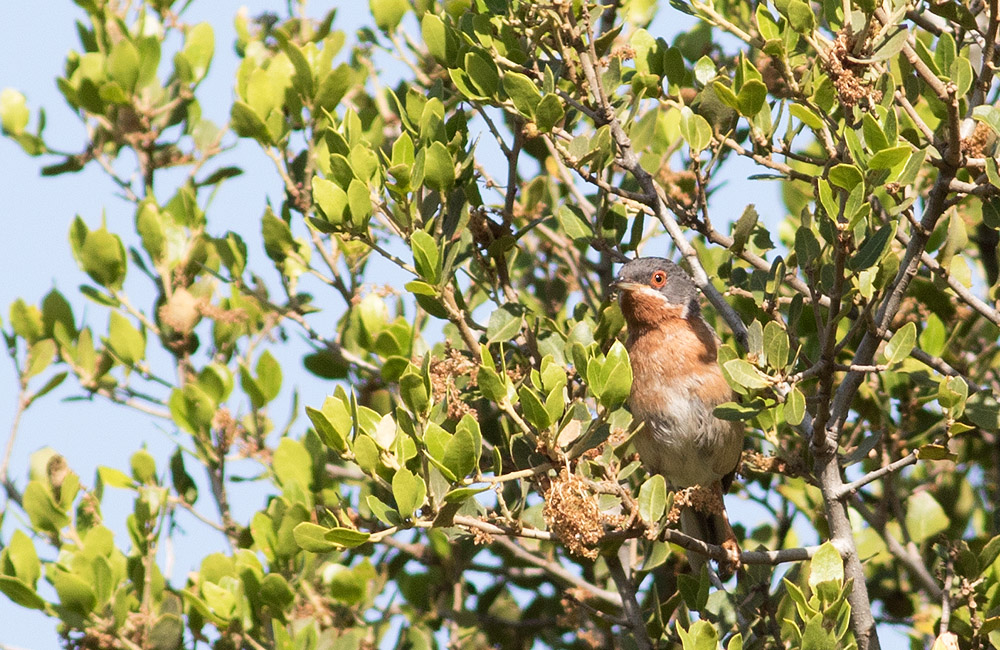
[{"x1": 606, "y1": 552, "x2": 653, "y2": 650}]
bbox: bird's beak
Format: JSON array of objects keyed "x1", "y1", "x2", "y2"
[{"x1": 610, "y1": 279, "x2": 644, "y2": 293}]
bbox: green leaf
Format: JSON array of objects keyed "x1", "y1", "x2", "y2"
[
  {"x1": 256, "y1": 350, "x2": 282, "y2": 402},
  {"x1": 868, "y1": 146, "x2": 911, "y2": 170},
  {"x1": 182, "y1": 23, "x2": 214, "y2": 83},
  {"x1": 306, "y1": 407, "x2": 343, "y2": 452},
  {"x1": 680, "y1": 106, "x2": 713, "y2": 153},
  {"x1": 790, "y1": 103, "x2": 824, "y2": 130},
  {"x1": 392, "y1": 468, "x2": 426, "y2": 519},
  {"x1": 736, "y1": 79, "x2": 767, "y2": 117},
  {"x1": 465, "y1": 50, "x2": 500, "y2": 97},
  {"x1": 869, "y1": 25, "x2": 909, "y2": 61},
  {"x1": 801, "y1": 612, "x2": 836, "y2": 650},
  {"x1": 596, "y1": 340, "x2": 632, "y2": 409},
  {"x1": 370, "y1": 0, "x2": 409, "y2": 31},
  {"x1": 0, "y1": 576, "x2": 46, "y2": 610},
  {"x1": 324, "y1": 526, "x2": 372, "y2": 548},
  {"x1": 723, "y1": 359, "x2": 769, "y2": 389},
  {"x1": 410, "y1": 230, "x2": 441, "y2": 284},
  {"x1": 312, "y1": 177, "x2": 348, "y2": 224},
  {"x1": 905, "y1": 491, "x2": 949, "y2": 543},
  {"x1": 107, "y1": 311, "x2": 145, "y2": 365},
  {"x1": 785, "y1": 387, "x2": 806, "y2": 426},
  {"x1": 848, "y1": 224, "x2": 893, "y2": 271},
  {"x1": 787, "y1": 0, "x2": 816, "y2": 32},
  {"x1": 22, "y1": 480, "x2": 69, "y2": 534},
  {"x1": 272, "y1": 438, "x2": 313, "y2": 493},
  {"x1": 677, "y1": 619, "x2": 718, "y2": 650},
  {"x1": 862, "y1": 112, "x2": 889, "y2": 152},
  {"x1": 108, "y1": 40, "x2": 140, "y2": 94},
  {"x1": 4, "y1": 529, "x2": 40, "y2": 587},
  {"x1": 503, "y1": 72, "x2": 541, "y2": 117},
  {"x1": 808, "y1": 541, "x2": 844, "y2": 591},
  {"x1": 79, "y1": 228, "x2": 127, "y2": 288},
  {"x1": 24, "y1": 339, "x2": 55, "y2": 379},
  {"x1": 51, "y1": 569, "x2": 97, "y2": 615},
  {"x1": 477, "y1": 365, "x2": 508, "y2": 402},
  {"x1": 763, "y1": 320, "x2": 789, "y2": 370},
  {"x1": 883, "y1": 321, "x2": 916, "y2": 365},
  {"x1": 442, "y1": 426, "x2": 477, "y2": 479},
  {"x1": 0, "y1": 88, "x2": 30, "y2": 135},
  {"x1": 230, "y1": 101, "x2": 271, "y2": 144},
  {"x1": 293, "y1": 522, "x2": 338, "y2": 552},
  {"x1": 98, "y1": 466, "x2": 135, "y2": 489},
  {"x1": 638, "y1": 474, "x2": 666, "y2": 524},
  {"x1": 169, "y1": 447, "x2": 198, "y2": 504},
  {"x1": 517, "y1": 386, "x2": 551, "y2": 430},
  {"x1": 353, "y1": 435, "x2": 380, "y2": 476},
  {"x1": 487, "y1": 304, "x2": 524, "y2": 343},
  {"x1": 130, "y1": 449, "x2": 156, "y2": 484},
  {"x1": 422, "y1": 141, "x2": 455, "y2": 192},
  {"x1": 556, "y1": 205, "x2": 594, "y2": 242},
  {"x1": 916, "y1": 444, "x2": 957, "y2": 462},
  {"x1": 10, "y1": 299, "x2": 43, "y2": 343},
  {"x1": 714, "y1": 400, "x2": 764, "y2": 421},
  {"x1": 534, "y1": 93, "x2": 565, "y2": 132},
  {"x1": 347, "y1": 178, "x2": 373, "y2": 226},
  {"x1": 399, "y1": 367, "x2": 430, "y2": 415},
  {"x1": 828, "y1": 164, "x2": 863, "y2": 190},
  {"x1": 421, "y1": 14, "x2": 453, "y2": 64},
  {"x1": 730, "y1": 204, "x2": 758, "y2": 254}
]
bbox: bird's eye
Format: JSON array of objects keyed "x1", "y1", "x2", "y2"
[{"x1": 650, "y1": 271, "x2": 667, "y2": 288}]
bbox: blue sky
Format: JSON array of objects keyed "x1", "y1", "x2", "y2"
[{"x1": 0, "y1": 3, "x2": 793, "y2": 649}]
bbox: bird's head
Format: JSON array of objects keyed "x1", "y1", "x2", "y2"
[{"x1": 611, "y1": 257, "x2": 700, "y2": 328}]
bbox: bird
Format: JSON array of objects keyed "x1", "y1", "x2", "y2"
[{"x1": 611, "y1": 257, "x2": 743, "y2": 578}]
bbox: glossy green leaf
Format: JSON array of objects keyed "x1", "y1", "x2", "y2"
[
  {"x1": 422, "y1": 141, "x2": 455, "y2": 192},
  {"x1": 736, "y1": 79, "x2": 767, "y2": 117},
  {"x1": 638, "y1": 474, "x2": 666, "y2": 524},
  {"x1": 763, "y1": 320, "x2": 789, "y2": 370},
  {"x1": 443, "y1": 426, "x2": 477, "y2": 479},
  {"x1": 679, "y1": 106, "x2": 713, "y2": 153},
  {"x1": 677, "y1": 619, "x2": 718, "y2": 650},
  {"x1": 848, "y1": 224, "x2": 893, "y2": 271},
  {"x1": 535, "y1": 93, "x2": 564, "y2": 132},
  {"x1": 487, "y1": 304, "x2": 523, "y2": 343},
  {"x1": 883, "y1": 321, "x2": 916, "y2": 365},
  {"x1": 785, "y1": 387, "x2": 806, "y2": 426},
  {"x1": 723, "y1": 359, "x2": 769, "y2": 389},
  {"x1": 808, "y1": 541, "x2": 844, "y2": 590},
  {"x1": 293, "y1": 523, "x2": 339, "y2": 552},
  {"x1": 392, "y1": 468, "x2": 426, "y2": 519},
  {"x1": 410, "y1": 230, "x2": 441, "y2": 284},
  {"x1": 868, "y1": 146, "x2": 911, "y2": 170}
]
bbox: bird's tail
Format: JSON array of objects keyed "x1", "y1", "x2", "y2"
[{"x1": 679, "y1": 489, "x2": 740, "y2": 581}]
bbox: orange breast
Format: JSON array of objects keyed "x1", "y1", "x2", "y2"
[{"x1": 625, "y1": 316, "x2": 742, "y2": 486}]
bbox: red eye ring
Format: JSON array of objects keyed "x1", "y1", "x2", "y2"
[{"x1": 650, "y1": 271, "x2": 667, "y2": 288}]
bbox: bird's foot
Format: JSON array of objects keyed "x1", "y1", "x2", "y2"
[{"x1": 720, "y1": 536, "x2": 742, "y2": 578}]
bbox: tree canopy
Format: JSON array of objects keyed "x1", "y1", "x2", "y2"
[{"x1": 2, "y1": 0, "x2": 1000, "y2": 649}]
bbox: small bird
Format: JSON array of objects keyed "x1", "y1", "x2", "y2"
[{"x1": 611, "y1": 257, "x2": 743, "y2": 577}]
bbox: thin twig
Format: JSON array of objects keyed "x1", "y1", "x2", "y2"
[
  {"x1": 490, "y1": 535, "x2": 623, "y2": 608},
  {"x1": 606, "y1": 552, "x2": 653, "y2": 650},
  {"x1": 835, "y1": 452, "x2": 919, "y2": 500}
]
